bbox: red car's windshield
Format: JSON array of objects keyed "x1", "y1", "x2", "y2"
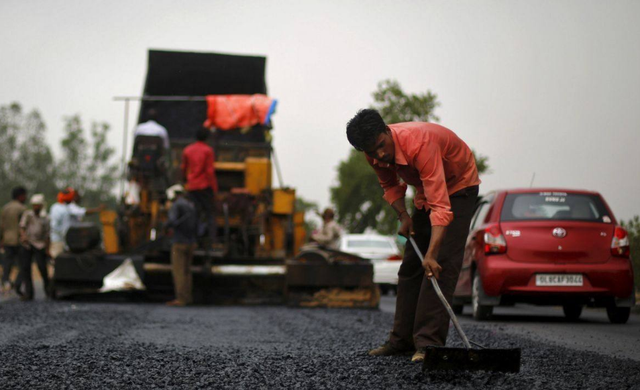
[{"x1": 500, "y1": 192, "x2": 612, "y2": 223}]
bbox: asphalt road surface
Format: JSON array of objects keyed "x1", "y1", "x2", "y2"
[
  {"x1": 380, "y1": 296, "x2": 640, "y2": 362},
  {"x1": 1, "y1": 290, "x2": 639, "y2": 389}
]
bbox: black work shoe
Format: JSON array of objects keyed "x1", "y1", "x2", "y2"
[
  {"x1": 368, "y1": 342, "x2": 413, "y2": 357},
  {"x1": 411, "y1": 347, "x2": 427, "y2": 362}
]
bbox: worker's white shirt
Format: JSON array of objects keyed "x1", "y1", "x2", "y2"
[
  {"x1": 68, "y1": 202, "x2": 86, "y2": 222},
  {"x1": 50, "y1": 203, "x2": 86, "y2": 243},
  {"x1": 124, "y1": 180, "x2": 141, "y2": 205},
  {"x1": 311, "y1": 220, "x2": 342, "y2": 250},
  {"x1": 134, "y1": 120, "x2": 170, "y2": 149}
]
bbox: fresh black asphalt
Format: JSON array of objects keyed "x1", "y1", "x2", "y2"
[{"x1": 1, "y1": 300, "x2": 639, "y2": 389}]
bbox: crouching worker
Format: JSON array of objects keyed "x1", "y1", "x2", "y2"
[
  {"x1": 165, "y1": 184, "x2": 197, "y2": 307},
  {"x1": 346, "y1": 109, "x2": 480, "y2": 363},
  {"x1": 16, "y1": 194, "x2": 51, "y2": 300}
]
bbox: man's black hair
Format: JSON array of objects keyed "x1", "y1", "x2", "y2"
[
  {"x1": 196, "y1": 127, "x2": 210, "y2": 142},
  {"x1": 147, "y1": 108, "x2": 158, "y2": 121},
  {"x1": 11, "y1": 186, "x2": 26, "y2": 200},
  {"x1": 346, "y1": 109, "x2": 388, "y2": 151}
]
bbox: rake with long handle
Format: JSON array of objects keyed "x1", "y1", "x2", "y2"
[{"x1": 408, "y1": 237, "x2": 521, "y2": 373}]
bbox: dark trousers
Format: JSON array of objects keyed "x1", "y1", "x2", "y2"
[
  {"x1": 16, "y1": 245, "x2": 49, "y2": 299},
  {"x1": 189, "y1": 188, "x2": 216, "y2": 244},
  {"x1": 389, "y1": 186, "x2": 479, "y2": 349},
  {"x1": 171, "y1": 243, "x2": 196, "y2": 304},
  {"x1": 2, "y1": 245, "x2": 20, "y2": 285}
]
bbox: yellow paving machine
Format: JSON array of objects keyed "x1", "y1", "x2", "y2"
[{"x1": 52, "y1": 49, "x2": 379, "y2": 308}]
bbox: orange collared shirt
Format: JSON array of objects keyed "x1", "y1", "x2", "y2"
[{"x1": 367, "y1": 122, "x2": 480, "y2": 227}]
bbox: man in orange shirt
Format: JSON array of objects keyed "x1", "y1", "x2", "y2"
[
  {"x1": 182, "y1": 128, "x2": 218, "y2": 245},
  {"x1": 346, "y1": 109, "x2": 480, "y2": 363}
]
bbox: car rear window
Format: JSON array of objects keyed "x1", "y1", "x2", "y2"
[
  {"x1": 500, "y1": 192, "x2": 612, "y2": 223},
  {"x1": 347, "y1": 239, "x2": 394, "y2": 249}
]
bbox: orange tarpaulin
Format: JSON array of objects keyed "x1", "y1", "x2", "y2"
[{"x1": 203, "y1": 94, "x2": 277, "y2": 130}]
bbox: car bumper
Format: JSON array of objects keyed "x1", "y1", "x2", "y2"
[
  {"x1": 480, "y1": 255, "x2": 634, "y2": 299},
  {"x1": 373, "y1": 262, "x2": 400, "y2": 285}
]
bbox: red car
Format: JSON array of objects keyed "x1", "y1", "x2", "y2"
[{"x1": 453, "y1": 188, "x2": 635, "y2": 324}]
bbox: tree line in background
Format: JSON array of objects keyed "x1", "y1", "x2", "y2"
[
  {"x1": 0, "y1": 102, "x2": 119, "y2": 209},
  {"x1": 3, "y1": 100, "x2": 638, "y2": 292}
]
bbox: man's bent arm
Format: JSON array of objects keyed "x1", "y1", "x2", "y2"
[
  {"x1": 391, "y1": 198, "x2": 413, "y2": 238},
  {"x1": 366, "y1": 155, "x2": 407, "y2": 206},
  {"x1": 390, "y1": 197, "x2": 407, "y2": 217}
]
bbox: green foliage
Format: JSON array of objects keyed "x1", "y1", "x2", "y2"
[
  {"x1": 473, "y1": 149, "x2": 490, "y2": 175},
  {"x1": 621, "y1": 216, "x2": 640, "y2": 292},
  {"x1": 372, "y1": 80, "x2": 440, "y2": 124},
  {"x1": 56, "y1": 116, "x2": 118, "y2": 207},
  {"x1": 0, "y1": 102, "x2": 118, "y2": 210},
  {"x1": 332, "y1": 79, "x2": 490, "y2": 235},
  {"x1": 0, "y1": 103, "x2": 57, "y2": 206}
]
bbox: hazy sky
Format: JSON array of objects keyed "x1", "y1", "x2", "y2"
[{"x1": 1, "y1": 0, "x2": 639, "y2": 221}]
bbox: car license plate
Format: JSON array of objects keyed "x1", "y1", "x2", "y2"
[{"x1": 536, "y1": 274, "x2": 583, "y2": 286}]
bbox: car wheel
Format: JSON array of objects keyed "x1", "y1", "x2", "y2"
[
  {"x1": 606, "y1": 305, "x2": 630, "y2": 324},
  {"x1": 452, "y1": 304, "x2": 463, "y2": 315},
  {"x1": 472, "y1": 274, "x2": 493, "y2": 321},
  {"x1": 379, "y1": 285, "x2": 389, "y2": 296},
  {"x1": 562, "y1": 304, "x2": 583, "y2": 321}
]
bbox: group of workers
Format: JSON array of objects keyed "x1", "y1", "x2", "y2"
[
  {"x1": 135, "y1": 111, "x2": 347, "y2": 306},
  {"x1": 162, "y1": 107, "x2": 481, "y2": 366},
  {"x1": 132, "y1": 107, "x2": 482, "y2": 365},
  {"x1": 1, "y1": 104, "x2": 480, "y2": 364},
  {"x1": 0, "y1": 186, "x2": 103, "y2": 300},
  {"x1": 145, "y1": 121, "x2": 218, "y2": 308}
]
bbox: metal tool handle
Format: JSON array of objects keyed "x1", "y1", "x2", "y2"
[{"x1": 409, "y1": 237, "x2": 472, "y2": 350}]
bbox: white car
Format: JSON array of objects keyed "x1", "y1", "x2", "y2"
[{"x1": 339, "y1": 234, "x2": 402, "y2": 294}]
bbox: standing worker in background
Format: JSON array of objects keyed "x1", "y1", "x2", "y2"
[
  {"x1": 49, "y1": 187, "x2": 104, "y2": 259},
  {"x1": 16, "y1": 194, "x2": 51, "y2": 300},
  {"x1": 134, "y1": 108, "x2": 170, "y2": 150},
  {"x1": 165, "y1": 184, "x2": 198, "y2": 307},
  {"x1": 0, "y1": 187, "x2": 27, "y2": 293},
  {"x1": 182, "y1": 128, "x2": 218, "y2": 246},
  {"x1": 346, "y1": 109, "x2": 480, "y2": 363},
  {"x1": 310, "y1": 208, "x2": 342, "y2": 250},
  {"x1": 50, "y1": 188, "x2": 104, "y2": 259},
  {"x1": 49, "y1": 188, "x2": 76, "y2": 259}
]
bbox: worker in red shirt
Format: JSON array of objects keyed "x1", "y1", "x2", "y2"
[
  {"x1": 181, "y1": 128, "x2": 218, "y2": 245},
  {"x1": 346, "y1": 109, "x2": 480, "y2": 363}
]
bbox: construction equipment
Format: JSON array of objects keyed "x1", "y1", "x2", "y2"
[
  {"x1": 53, "y1": 49, "x2": 378, "y2": 308},
  {"x1": 408, "y1": 237, "x2": 521, "y2": 373},
  {"x1": 287, "y1": 246, "x2": 379, "y2": 308}
]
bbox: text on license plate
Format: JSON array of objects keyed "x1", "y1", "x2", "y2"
[{"x1": 535, "y1": 274, "x2": 583, "y2": 286}]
